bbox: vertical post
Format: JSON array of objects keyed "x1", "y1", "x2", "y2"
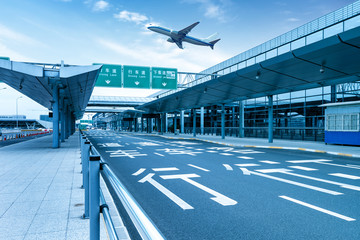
[
  {"x1": 141, "y1": 117, "x2": 144, "y2": 132},
  {"x1": 149, "y1": 118, "x2": 153, "y2": 133},
  {"x1": 89, "y1": 155, "x2": 100, "y2": 240},
  {"x1": 221, "y1": 104, "x2": 225, "y2": 139},
  {"x1": 165, "y1": 113, "x2": 168, "y2": 133},
  {"x1": 331, "y1": 84, "x2": 336, "y2": 103},
  {"x1": 180, "y1": 110, "x2": 184, "y2": 134},
  {"x1": 174, "y1": 112, "x2": 177, "y2": 135},
  {"x1": 232, "y1": 106, "x2": 235, "y2": 137},
  {"x1": 61, "y1": 101, "x2": 65, "y2": 142},
  {"x1": 83, "y1": 141, "x2": 90, "y2": 219},
  {"x1": 52, "y1": 84, "x2": 60, "y2": 148},
  {"x1": 239, "y1": 101, "x2": 244, "y2": 138},
  {"x1": 268, "y1": 95, "x2": 273, "y2": 143},
  {"x1": 81, "y1": 136, "x2": 86, "y2": 187},
  {"x1": 193, "y1": 109, "x2": 196, "y2": 137},
  {"x1": 200, "y1": 107, "x2": 204, "y2": 135},
  {"x1": 160, "y1": 113, "x2": 164, "y2": 135}
]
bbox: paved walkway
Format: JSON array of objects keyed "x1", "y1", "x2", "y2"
[
  {"x1": 0, "y1": 133, "x2": 111, "y2": 240},
  {"x1": 143, "y1": 132, "x2": 360, "y2": 158}
]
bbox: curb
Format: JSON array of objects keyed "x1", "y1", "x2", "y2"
[{"x1": 146, "y1": 133, "x2": 360, "y2": 159}]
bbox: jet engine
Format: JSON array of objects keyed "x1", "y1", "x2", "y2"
[{"x1": 167, "y1": 38, "x2": 174, "y2": 43}]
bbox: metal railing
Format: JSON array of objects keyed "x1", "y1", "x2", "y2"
[{"x1": 80, "y1": 132, "x2": 165, "y2": 240}]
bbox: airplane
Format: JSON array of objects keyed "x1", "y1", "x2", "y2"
[{"x1": 147, "y1": 22, "x2": 220, "y2": 49}]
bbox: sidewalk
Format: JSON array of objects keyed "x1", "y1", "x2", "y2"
[
  {"x1": 0, "y1": 133, "x2": 109, "y2": 240},
  {"x1": 142, "y1": 132, "x2": 360, "y2": 158}
]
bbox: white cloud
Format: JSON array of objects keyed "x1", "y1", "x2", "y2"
[
  {"x1": 286, "y1": 17, "x2": 300, "y2": 22},
  {"x1": 114, "y1": 10, "x2": 148, "y2": 25},
  {"x1": 93, "y1": 0, "x2": 109, "y2": 12},
  {"x1": 0, "y1": 23, "x2": 43, "y2": 46},
  {"x1": 182, "y1": 0, "x2": 226, "y2": 22}
]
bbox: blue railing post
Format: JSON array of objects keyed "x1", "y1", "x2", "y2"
[
  {"x1": 89, "y1": 155, "x2": 100, "y2": 240},
  {"x1": 81, "y1": 136, "x2": 86, "y2": 188},
  {"x1": 83, "y1": 141, "x2": 90, "y2": 219}
]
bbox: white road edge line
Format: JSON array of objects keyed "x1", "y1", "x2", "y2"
[
  {"x1": 279, "y1": 195, "x2": 356, "y2": 221},
  {"x1": 132, "y1": 168, "x2": 146, "y2": 176},
  {"x1": 187, "y1": 164, "x2": 210, "y2": 172}
]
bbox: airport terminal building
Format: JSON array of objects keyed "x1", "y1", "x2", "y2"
[{"x1": 94, "y1": 1, "x2": 360, "y2": 144}]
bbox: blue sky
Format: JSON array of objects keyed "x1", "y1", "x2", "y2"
[{"x1": 0, "y1": 0, "x2": 356, "y2": 119}]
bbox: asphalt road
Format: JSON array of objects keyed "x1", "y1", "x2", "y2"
[{"x1": 85, "y1": 130, "x2": 360, "y2": 240}]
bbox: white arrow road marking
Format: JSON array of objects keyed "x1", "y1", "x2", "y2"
[
  {"x1": 241, "y1": 168, "x2": 342, "y2": 195},
  {"x1": 240, "y1": 168, "x2": 251, "y2": 175},
  {"x1": 152, "y1": 167, "x2": 179, "y2": 172},
  {"x1": 139, "y1": 173, "x2": 193, "y2": 210},
  {"x1": 223, "y1": 164, "x2": 233, "y2": 171},
  {"x1": 329, "y1": 173, "x2": 360, "y2": 180},
  {"x1": 279, "y1": 195, "x2": 356, "y2": 221},
  {"x1": 160, "y1": 174, "x2": 237, "y2": 206},
  {"x1": 132, "y1": 168, "x2": 146, "y2": 176},
  {"x1": 187, "y1": 164, "x2": 210, "y2": 172}
]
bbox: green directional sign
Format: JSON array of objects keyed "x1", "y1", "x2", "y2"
[
  {"x1": 123, "y1": 65, "x2": 150, "y2": 89},
  {"x1": 94, "y1": 64, "x2": 122, "y2": 87},
  {"x1": 152, "y1": 67, "x2": 177, "y2": 89}
]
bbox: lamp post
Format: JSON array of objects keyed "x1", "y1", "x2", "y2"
[{"x1": 16, "y1": 96, "x2": 23, "y2": 129}]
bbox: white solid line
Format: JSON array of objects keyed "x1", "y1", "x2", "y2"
[
  {"x1": 220, "y1": 153, "x2": 234, "y2": 156},
  {"x1": 132, "y1": 168, "x2": 146, "y2": 176},
  {"x1": 319, "y1": 161, "x2": 360, "y2": 170},
  {"x1": 206, "y1": 150, "x2": 218, "y2": 153},
  {"x1": 287, "y1": 159, "x2": 331, "y2": 163},
  {"x1": 235, "y1": 163, "x2": 259, "y2": 167},
  {"x1": 247, "y1": 170, "x2": 343, "y2": 195},
  {"x1": 136, "y1": 147, "x2": 143, "y2": 150},
  {"x1": 187, "y1": 164, "x2": 210, "y2": 172},
  {"x1": 154, "y1": 153, "x2": 165, "y2": 157},
  {"x1": 260, "y1": 160, "x2": 280, "y2": 164},
  {"x1": 281, "y1": 171, "x2": 360, "y2": 191},
  {"x1": 289, "y1": 166, "x2": 318, "y2": 171},
  {"x1": 256, "y1": 168, "x2": 290, "y2": 173},
  {"x1": 329, "y1": 173, "x2": 360, "y2": 180},
  {"x1": 139, "y1": 173, "x2": 193, "y2": 210},
  {"x1": 237, "y1": 156, "x2": 254, "y2": 159},
  {"x1": 152, "y1": 167, "x2": 179, "y2": 172},
  {"x1": 223, "y1": 164, "x2": 233, "y2": 171},
  {"x1": 279, "y1": 195, "x2": 355, "y2": 221}
]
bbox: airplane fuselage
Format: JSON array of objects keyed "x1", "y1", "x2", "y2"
[{"x1": 148, "y1": 26, "x2": 213, "y2": 47}]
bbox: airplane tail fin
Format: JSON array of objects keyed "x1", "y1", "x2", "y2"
[
  {"x1": 204, "y1": 32, "x2": 219, "y2": 42},
  {"x1": 209, "y1": 38, "x2": 221, "y2": 49}
]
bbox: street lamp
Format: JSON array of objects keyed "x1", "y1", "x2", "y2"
[{"x1": 16, "y1": 96, "x2": 23, "y2": 129}]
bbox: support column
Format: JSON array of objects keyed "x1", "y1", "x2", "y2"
[
  {"x1": 52, "y1": 84, "x2": 60, "y2": 148},
  {"x1": 71, "y1": 113, "x2": 75, "y2": 134},
  {"x1": 232, "y1": 106, "x2": 235, "y2": 137},
  {"x1": 192, "y1": 109, "x2": 196, "y2": 137},
  {"x1": 141, "y1": 117, "x2": 144, "y2": 132},
  {"x1": 268, "y1": 95, "x2": 273, "y2": 143},
  {"x1": 149, "y1": 118, "x2": 153, "y2": 133},
  {"x1": 174, "y1": 112, "x2": 177, "y2": 134},
  {"x1": 160, "y1": 113, "x2": 164, "y2": 135},
  {"x1": 200, "y1": 107, "x2": 204, "y2": 135},
  {"x1": 60, "y1": 99, "x2": 65, "y2": 142},
  {"x1": 180, "y1": 110, "x2": 184, "y2": 134},
  {"x1": 331, "y1": 84, "x2": 336, "y2": 103},
  {"x1": 165, "y1": 113, "x2": 168, "y2": 133},
  {"x1": 239, "y1": 101, "x2": 244, "y2": 138},
  {"x1": 221, "y1": 104, "x2": 225, "y2": 139}
]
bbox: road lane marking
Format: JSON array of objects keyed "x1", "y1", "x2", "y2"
[
  {"x1": 289, "y1": 166, "x2": 318, "y2": 171},
  {"x1": 237, "y1": 156, "x2": 254, "y2": 159},
  {"x1": 220, "y1": 153, "x2": 234, "y2": 156},
  {"x1": 206, "y1": 150, "x2": 218, "y2": 153},
  {"x1": 260, "y1": 160, "x2": 280, "y2": 164},
  {"x1": 154, "y1": 153, "x2": 165, "y2": 157},
  {"x1": 235, "y1": 164, "x2": 260, "y2": 167},
  {"x1": 139, "y1": 173, "x2": 193, "y2": 210},
  {"x1": 136, "y1": 147, "x2": 143, "y2": 150},
  {"x1": 329, "y1": 173, "x2": 360, "y2": 180},
  {"x1": 281, "y1": 171, "x2": 360, "y2": 191},
  {"x1": 240, "y1": 168, "x2": 251, "y2": 175},
  {"x1": 319, "y1": 162, "x2": 360, "y2": 170},
  {"x1": 160, "y1": 174, "x2": 237, "y2": 206},
  {"x1": 152, "y1": 167, "x2": 179, "y2": 172},
  {"x1": 287, "y1": 159, "x2": 331, "y2": 163},
  {"x1": 279, "y1": 195, "x2": 356, "y2": 221},
  {"x1": 187, "y1": 164, "x2": 210, "y2": 172},
  {"x1": 132, "y1": 168, "x2": 146, "y2": 176},
  {"x1": 223, "y1": 164, "x2": 233, "y2": 171},
  {"x1": 241, "y1": 168, "x2": 342, "y2": 195},
  {"x1": 256, "y1": 168, "x2": 290, "y2": 173}
]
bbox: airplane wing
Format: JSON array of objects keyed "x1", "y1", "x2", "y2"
[
  {"x1": 174, "y1": 40, "x2": 183, "y2": 49},
  {"x1": 178, "y1": 22, "x2": 200, "y2": 36}
]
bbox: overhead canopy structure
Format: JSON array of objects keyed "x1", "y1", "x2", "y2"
[
  {"x1": 0, "y1": 59, "x2": 101, "y2": 119},
  {"x1": 88, "y1": 96, "x2": 155, "y2": 108},
  {"x1": 139, "y1": 26, "x2": 360, "y2": 113}
]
